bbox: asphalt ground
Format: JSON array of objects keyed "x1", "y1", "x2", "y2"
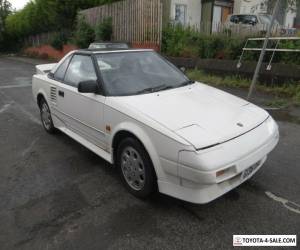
[{"x1": 0, "y1": 56, "x2": 299, "y2": 250}]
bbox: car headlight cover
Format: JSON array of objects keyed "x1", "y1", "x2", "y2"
[{"x1": 266, "y1": 116, "x2": 277, "y2": 135}]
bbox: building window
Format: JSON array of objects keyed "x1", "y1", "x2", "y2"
[{"x1": 175, "y1": 4, "x2": 187, "y2": 25}]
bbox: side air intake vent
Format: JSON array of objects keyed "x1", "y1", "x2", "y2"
[{"x1": 50, "y1": 86, "x2": 57, "y2": 103}]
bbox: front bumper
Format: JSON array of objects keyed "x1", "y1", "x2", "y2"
[{"x1": 158, "y1": 117, "x2": 279, "y2": 204}]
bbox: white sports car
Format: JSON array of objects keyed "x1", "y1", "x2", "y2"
[{"x1": 32, "y1": 49, "x2": 279, "y2": 204}]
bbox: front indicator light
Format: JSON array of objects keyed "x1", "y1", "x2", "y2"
[
  {"x1": 216, "y1": 165, "x2": 237, "y2": 183},
  {"x1": 216, "y1": 169, "x2": 226, "y2": 177}
]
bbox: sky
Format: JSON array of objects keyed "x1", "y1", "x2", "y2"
[{"x1": 9, "y1": 0, "x2": 30, "y2": 10}]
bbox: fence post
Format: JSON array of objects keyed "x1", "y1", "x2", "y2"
[{"x1": 247, "y1": 0, "x2": 280, "y2": 101}]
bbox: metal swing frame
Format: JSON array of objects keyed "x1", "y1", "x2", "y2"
[{"x1": 237, "y1": 37, "x2": 300, "y2": 71}]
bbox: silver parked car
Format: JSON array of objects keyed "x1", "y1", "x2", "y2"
[{"x1": 225, "y1": 14, "x2": 296, "y2": 35}]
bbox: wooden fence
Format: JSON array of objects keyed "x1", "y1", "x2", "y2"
[
  {"x1": 168, "y1": 21, "x2": 297, "y2": 37},
  {"x1": 80, "y1": 0, "x2": 163, "y2": 47},
  {"x1": 24, "y1": 32, "x2": 58, "y2": 47}
]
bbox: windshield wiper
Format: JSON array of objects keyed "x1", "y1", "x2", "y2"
[
  {"x1": 136, "y1": 84, "x2": 172, "y2": 94},
  {"x1": 136, "y1": 81, "x2": 194, "y2": 95},
  {"x1": 178, "y1": 80, "x2": 195, "y2": 87},
  {"x1": 155, "y1": 85, "x2": 174, "y2": 91}
]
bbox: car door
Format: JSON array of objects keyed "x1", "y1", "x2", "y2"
[{"x1": 54, "y1": 54, "x2": 107, "y2": 150}]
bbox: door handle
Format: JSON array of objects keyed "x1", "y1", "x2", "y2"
[{"x1": 58, "y1": 90, "x2": 64, "y2": 97}]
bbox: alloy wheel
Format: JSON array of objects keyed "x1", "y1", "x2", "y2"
[{"x1": 120, "y1": 146, "x2": 146, "y2": 191}]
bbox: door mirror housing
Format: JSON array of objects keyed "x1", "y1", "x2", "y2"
[
  {"x1": 78, "y1": 80, "x2": 98, "y2": 93},
  {"x1": 48, "y1": 72, "x2": 54, "y2": 79}
]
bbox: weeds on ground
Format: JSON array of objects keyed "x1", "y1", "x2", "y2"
[{"x1": 187, "y1": 69, "x2": 300, "y2": 107}]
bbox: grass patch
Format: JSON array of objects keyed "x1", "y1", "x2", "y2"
[
  {"x1": 264, "y1": 99, "x2": 291, "y2": 109},
  {"x1": 187, "y1": 69, "x2": 300, "y2": 106}
]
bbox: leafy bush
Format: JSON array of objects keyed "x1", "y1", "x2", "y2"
[
  {"x1": 40, "y1": 53, "x2": 49, "y2": 59},
  {"x1": 25, "y1": 50, "x2": 39, "y2": 58},
  {"x1": 162, "y1": 24, "x2": 300, "y2": 65},
  {"x1": 187, "y1": 69, "x2": 300, "y2": 106},
  {"x1": 74, "y1": 15, "x2": 95, "y2": 48},
  {"x1": 51, "y1": 33, "x2": 67, "y2": 51},
  {"x1": 162, "y1": 24, "x2": 200, "y2": 57},
  {"x1": 162, "y1": 24, "x2": 245, "y2": 59},
  {"x1": 95, "y1": 17, "x2": 113, "y2": 41}
]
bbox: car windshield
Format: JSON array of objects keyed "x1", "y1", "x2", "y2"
[
  {"x1": 259, "y1": 15, "x2": 279, "y2": 25},
  {"x1": 95, "y1": 51, "x2": 190, "y2": 96},
  {"x1": 259, "y1": 15, "x2": 271, "y2": 24}
]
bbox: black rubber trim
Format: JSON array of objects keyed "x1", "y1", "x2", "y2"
[{"x1": 196, "y1": 116, "x2": 270, "y2": 151}]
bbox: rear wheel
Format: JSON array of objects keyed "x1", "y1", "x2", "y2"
[
  {"x1": 39, "y1": 98, "x2": 55, "y2": 134},
  {"x1": 117, "y1": 137, "x2": 156, "y2": 198}
]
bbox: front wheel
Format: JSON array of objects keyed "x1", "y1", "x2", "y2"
[
  {"x1": 117, "y1": 137, "x2": 157, "y2": 198},
  {"x1": 39, "y1": 98, "x2": 56, "y2": 134}
]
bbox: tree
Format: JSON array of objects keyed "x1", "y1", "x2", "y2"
[
  {"x1": 1, "y1": 0, "x2": 121, "y2": 51},
  {"x1": 95, "y1": 17, "x2": 113, "y2": 41},
  {"x1": 0, "y1": 0, "x2": 11, "y2": 51},
  {"x1": 4, "y1": 0, "x2": 120, "y2": 40},
  {"x1": 51, "y1": 0, "x2": 120, "y2": 31},
  {"x1": 263, "y1": 0, "x2": 299, "y2": 25},
  {"x1": 0, "y1": 0, "x2": 11, "y2": 40},
  {"x1": 264, "y1": 0, "x2": 299, "y2": 13},
  {"x1": 74, "y1": 15, "x2": 95, "y2": 48}
]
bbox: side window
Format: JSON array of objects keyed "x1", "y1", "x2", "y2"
[
  {"x1": 230, "y1": 15, "x2": 239, "y2": 23},
  {"x1": 64, "y1": 55, "x2": 97, "y2": 87},
  {"x1": 53, "y1": 55, "x2": 71, "y2": 81},
  {"x1": 239, "y1": 15, "x2": 257, "y2": 25}
]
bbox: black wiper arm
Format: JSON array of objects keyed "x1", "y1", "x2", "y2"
[
  {"x1": 136, "y1": 87, "x2": 155, "y2": 94},
  {"x1": 155, "y1": 85, "x2": 174, "y2": 91},
  {"x1": 136, "y1": 84, "x2": 170, "y2": 94},
  {"x1": 136, "y1": 81, "x2": 192, "y2": 95},
  {"x1": 179, "y1": 80, "x2": 195, "y2": 87}
]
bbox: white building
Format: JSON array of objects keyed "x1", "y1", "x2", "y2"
[
  {"x1": 233, "y1": 0, "x2": 297, "y2": 27},
  {"x1": 167, "y1": 0, "x2": 234, "y2": 32},
  {"x1": 169, "y1": 0, "x2": 202, "y2": 26},
  {"x1": 285, "y1": 8, "x2": 297, "y2": 27},
  {"x1": 234, "y1": 0, "x2": 267, "y2": 14}
]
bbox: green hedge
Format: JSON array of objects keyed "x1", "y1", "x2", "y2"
[
  {"x1": 162, "y1": 24, "x2": 300, "y2": 65},
  {"x1": 95, "y1": 17, "x2": 113, "y2": 41},
  {"x1": 51, "y1": 32, "x2": 68, "y2": 51},
  {"x1": 72, "y1": 16, "x2": 114, "y2": 49},
  {"x1": 73, "y1": 16, "x2": 96, "y2": 48}
]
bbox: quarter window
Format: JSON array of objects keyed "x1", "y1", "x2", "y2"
[
  {"x1": 53, "y1": 55, "x2": 71, "y2": 81},
  {"x1": 64, "y1": 55, "x2": 97, "y2": 87}
]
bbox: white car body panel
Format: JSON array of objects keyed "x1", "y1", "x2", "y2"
[
  {"x1": 36, "y1": 63, "x2": 57, "y2": 75},
  {"x1": 116, "y1": 83, "x2": 269, "y2": 149},
  {"x1": 55, "y1": 83, "x2": 106, "y2": 150},
  {"x1": 32, "y1": 50, "x2": 279, "y2": 204}
]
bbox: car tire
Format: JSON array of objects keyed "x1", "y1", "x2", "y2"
[
  {"x1": 39, "y1": 98, "x2": 56, "y2": 134},
  {"x1": 117, "y1": 137, "x2": 157, "y2": 198}
]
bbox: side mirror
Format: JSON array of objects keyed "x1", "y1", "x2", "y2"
[
  {"x1": 48, "y1": 72, "x2": 54, "y2": 79},
  {"x1": 180, "y1": 67, "x2": 186, "y2": 73},
  {"x1": 78, "y1": 80, "x2": 98, "y2": 93}
]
